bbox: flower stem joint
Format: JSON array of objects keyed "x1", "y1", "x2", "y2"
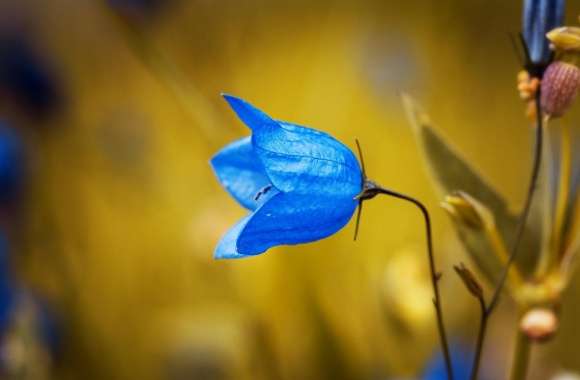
[{"x1": 356, "y1": 180, "x2": 382, "y2": 201}]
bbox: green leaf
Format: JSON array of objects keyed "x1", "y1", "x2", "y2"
[
  {"x1": 402, "y1": 95, "x2": 509, "y2": 220},
  {"x1": 443, "y1": 191, "x2": 522, "y2": 290},
  {"x1": 402, "y1": 94, "x2": 542, "y2": 278}
]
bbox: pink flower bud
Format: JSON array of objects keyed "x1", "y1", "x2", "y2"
[
  {"x1": 520, "y1": 308, "x2": 558, "y2": 342},
  {"x1": 541, "y1": 61, "x2": 580, "y2": 118}
]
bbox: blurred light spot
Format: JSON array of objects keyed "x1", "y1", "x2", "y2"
[{"x1": 381, "y1": 249, "x2": 433, "y2": 330}]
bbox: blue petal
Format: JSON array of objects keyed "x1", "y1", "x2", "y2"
[
  {"x1": 223, "y1": 94, "x2": 278, "y2": 133},
  {"x1": 423, "y1": 343, "x2": 473, "y2": 380},
  {"x1": 222, "y1": 95, "x2": 362, "y2": 198},
  {"x1": 214, "y1": 216, "x2": 252, "y2": 259},
  {"x1": 0, "y1": 122, "x2": 24, "y2": 204},
  {"x1": 210, "y1": 137, "x2": 275, "y2": 210},
  {"x1": 253, "y1": 121, "x2": 363, "y2": 197},
  {"x1": 236, "y1": 192, "x2": 357, "y2": 255},
  {"x1": 522, "y1": 0, "x2": 566, "y2": 65}
]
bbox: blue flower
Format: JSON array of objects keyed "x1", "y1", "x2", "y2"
[
  {"x1": 210, "y1": 95, "x2": 362, "y2": 259},
  {"x1": 0, "y1": 122, "x2": 24, "y2": 204},
  {"x1": 32, "y1": 297, "x2": 62, "y2": 358},
  {"x1": 423, "y1": 343, "x2": 474, "y2": 380},
  {"x1": 522, "y1": 0, "x2": 566, "y2": 68},
  {"x1": 0, "y1": 36, "x2": 61, "y2": 119},
  {"x1": 0, "y1": 232, "x2": 16, "y2": 334}
]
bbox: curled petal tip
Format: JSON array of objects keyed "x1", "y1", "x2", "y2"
[
  {"x1": 221, "y1": 93, "x2": 236, "y2": 101},
  {"x1": 214, "y1": 251, "x2": 249, "y2": 260},
  {"x1": 222, "y1": 95, "x2": 275, "y2": 132},
  {"x1": 210, "y1": 137, "x2": 274, "y2": 210},
  {"x1": 222, "y1": 94, "x2": 247, "y2": 112},
  {"x1": 214, "y1": 216, "x2": 256, "y2": 259}
]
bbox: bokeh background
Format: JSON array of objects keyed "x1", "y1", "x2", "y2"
[{"x1": 0, "y1": 0, "x2": 579, "y2": 379}]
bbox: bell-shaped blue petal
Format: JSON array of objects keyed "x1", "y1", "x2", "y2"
[
  {"x1": 210, "y1": 137, "x2": 274, "y2": 210},
  {"x1": 236, "y1": 192, "x2": 357, "y2": 255},
  {"x1": 522, "y1": 0, "x2": 566, "y2": 67},
  {"x1": 214, "y1": 216, "x2": 253, "y2": 259},
  {"x1": 212, "y1": 95, "x2": 362, "y2": 258},
  {"x1": 223, "y1": 95, "x2": 362, "y2": 198}
]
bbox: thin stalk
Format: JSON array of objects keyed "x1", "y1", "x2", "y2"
[
  {"x1": 469, "y1": 296, "x2": 488, "y2": 380},
  {"x1": 467, "y1": 89, "x2": 543, "y2": 380},
  {"x1": 487, "y1": 89, "x2": 544, "y2": 314},
  {"x1": 371, "y1": 186, "x2": 454, "y2": 380},
  {"x1": 510, "y1": 327, "x2": 532, "y2": 380}
]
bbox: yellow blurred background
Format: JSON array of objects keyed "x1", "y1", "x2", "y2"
[{"x1": 0, "y1": 0, "x2": 579, "y2": 379}]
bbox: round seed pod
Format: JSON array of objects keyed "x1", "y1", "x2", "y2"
[
  {"x1": 520, "y1": 308, "x2": 558, "y2": 342},
  {"x1": 541, "y1": 61, "x2": 580, "y2": 118}
]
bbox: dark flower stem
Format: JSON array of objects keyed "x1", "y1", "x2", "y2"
[
  {"x1": 468, "y1": 88, "x2": 543, "y2": 380},
  {"x1": 469, "y1": 294, "x2": 488, "y2": 380},
  {"x1": 369, "y1": 186, "x2": 454, "y2": 380},
  {"x1": 487, "y1": 88, "x2": 543, "y2": 313}
]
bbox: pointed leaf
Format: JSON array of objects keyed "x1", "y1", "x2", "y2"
[{"x1": 403, "y1": 94, "x2": 542, "y2": 277}]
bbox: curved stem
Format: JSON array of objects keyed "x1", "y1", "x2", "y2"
[
  {"x1": 486, "y1": 89, "x2": 544, "y2": 314},
  {"x1": 371, "y1": 187, "x2": 454, "y2": 380},
  {"x1": 469, "y1": 296, "x2": 488, "y2": 380}
]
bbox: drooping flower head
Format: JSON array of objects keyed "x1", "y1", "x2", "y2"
[
  {"x1": 522, "y1": 0, "x2": 566, "y2": 74},
  {"x1": 210, "y1": 95, "x2": 362, "y2": 259}
]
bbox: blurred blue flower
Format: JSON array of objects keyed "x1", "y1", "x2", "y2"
[
  {"x1": 32, "y1": 297, "x2": 62, "y2": 359},
  {"x1": 422, "y1": 344, "x2": 473, "y2": 380},
  {"x1": 0, "y1": 122, "x2": 24, "y2": 205},
  {"x1": 0, "y1": 36, "x2": 61, "y2": 119},
  {"x1": 210, "y1": 95, "x2": 362, "y2": 259},
  {"x1": 0, "y1": 233, "x2": 17, "y2": 334},
  {"x1": 522, "y1": 0, "x2": 566, "y2": 69}
]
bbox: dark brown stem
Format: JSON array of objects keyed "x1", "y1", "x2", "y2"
[
  {"x1": 469, "y1": 295, "x2": 488, "y2": 380},
  {"x1": 486, "y1": 88, "x2": 543, "y2": 314},
  {"x1": 467, "y1": 88, "x2": 543, "y2": 380},
  {"x1": 370, "y1": 186, "x2": 454, "y2": 380}
]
